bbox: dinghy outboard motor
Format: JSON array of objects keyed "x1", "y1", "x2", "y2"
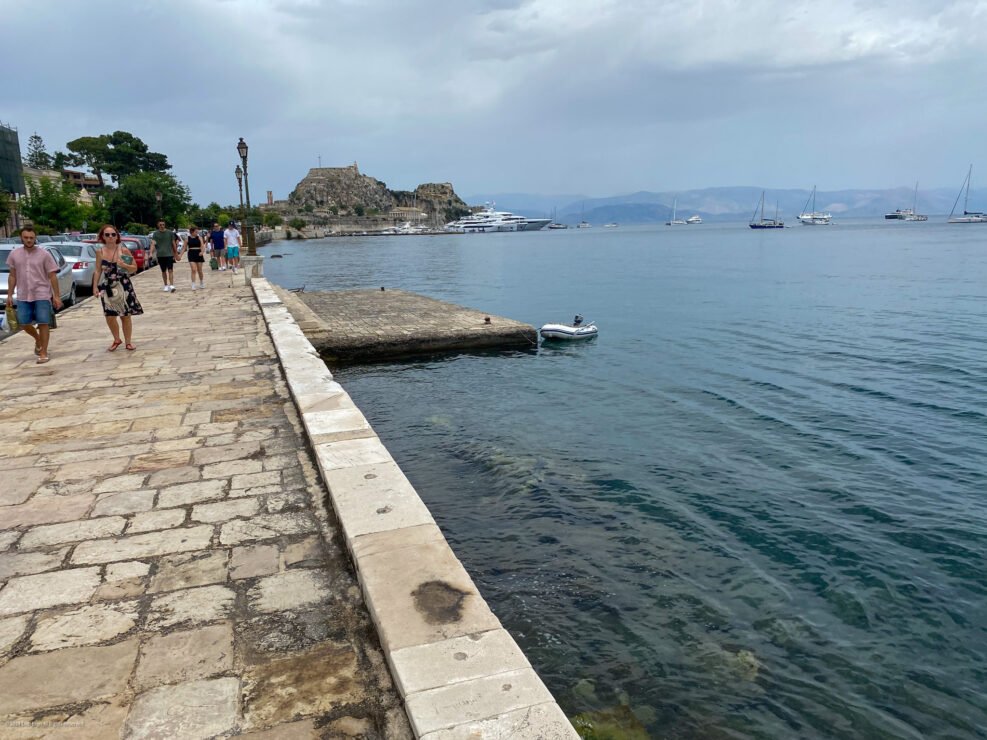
[{"x1": 573, "y1": 314, "x2": 584, "y2": 327}]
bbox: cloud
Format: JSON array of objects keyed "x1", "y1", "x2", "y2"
[{"x1": 5, "y1": 0, "x2": 987, "y2": 203}]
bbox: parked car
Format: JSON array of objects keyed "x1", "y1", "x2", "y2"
[
  {"x1": 83, "y1": 236, "x2": 149, "y2": 271},
  {"x1": 126, "y1": 235, "x2": 154, "y2": 268},
  {"x1": 49, "y1": 241, "x2": 98, "y2": 293},
  {"x1": 0, "y1": 244, "x2": 77, "y2": 309}
]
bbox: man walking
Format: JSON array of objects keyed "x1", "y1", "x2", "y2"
[
  {"x1": 5, "y1": 226, "x2": 63, "y2": 364},
  {"x1": 208, "y1": 222, "x2": 226, "y2": 271},
  {"x1": 150, "y1": 219, "x2": 180, "y2": 292},
  {"x1": 224, "y1": 221, "x2": 241, "y2": 274}
]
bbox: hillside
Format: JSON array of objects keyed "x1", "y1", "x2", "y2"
[{"x1": 464, "y1": 186, "x2": 987, "y2": 224}]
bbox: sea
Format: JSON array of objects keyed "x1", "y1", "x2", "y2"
[{"x1": 260, "y1": 220, "x2": 987, "y2": 739}]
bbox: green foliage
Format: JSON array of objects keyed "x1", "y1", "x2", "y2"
[
  {"x1": 21, "y1": 177, "x2": 84, "y2": 230},
  {"x1": 285, "y1": 229, "x2": 294, "y2": 240},
  {"x1": 107, "y1": 171, "x2": 191, "y2": 227},
  {"x1": 124, "y1": 221, "x2": 151, "y2": 235},
  {"x1": 444, "y1": 206, "x2": 469, "y2": 222},
  {"x1": 262, "y1": 211, "x2": 283, "y2": 227},
  {"x1": 329, "y1": 205, "x2": 339, "y2": 215},
  {"x1": 0, "y1": 189, "x2": 13, "y2": 236},
  {"x1": 366, "y1": 207, "x2": 379, "y2": 216},
  {"x1": 288, "y1": 217, "x2": 306, "y2": 230},
  {"x1": 353, "y1": 204, "x2": 365, "y2": 217},
  {"x1": 302, "y1": 203, "x2": 314, "y2": 214},
  {"x1": 25, "y1": 133, "x2": 53, "y2": 170},
  {"x1": 65, "y1": 131, "x2": 171, "y2": 186}
]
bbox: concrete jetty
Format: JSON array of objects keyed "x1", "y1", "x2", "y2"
[
  {"x1": 276, "y1": 287, "x2": 537, "y2": 361},
  {"x1": 0, "y1": 269, "x2": 576, "y2": 738}
]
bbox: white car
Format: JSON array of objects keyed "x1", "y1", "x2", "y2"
[{"x1": 0, "y1": 244, "x2": 78, "y2": 312}]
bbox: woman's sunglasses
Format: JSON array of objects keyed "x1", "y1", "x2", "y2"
[{"x1": 103, "y1": 232, "x2": 118, "y2": 237}]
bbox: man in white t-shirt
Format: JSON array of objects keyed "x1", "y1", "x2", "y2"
[{"x1": 223, "y1": 222, "x2": 242, "y2": 274}]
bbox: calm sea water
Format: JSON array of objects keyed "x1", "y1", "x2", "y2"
[{"x1": 261, "y1": 222, "x2": 987, "y2": 739}]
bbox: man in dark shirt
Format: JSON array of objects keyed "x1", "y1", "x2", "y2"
[
  {"x1": 208, "y1": 222, "x2": 226, "y2": 271},
  {"x1": 150, "y1": 219, "x2": 180, "y2": 292}
]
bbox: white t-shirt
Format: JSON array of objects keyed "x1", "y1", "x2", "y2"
[{"x1": 224, "y1": 228, "x2": 241, "y2": 247}]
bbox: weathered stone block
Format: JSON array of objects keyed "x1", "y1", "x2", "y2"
[
  {"x1": 156, "y1": 479, "x2": 227, "y2": 508},
  {"x1": 247, "y1": 569, "x2": 331, "y2": 614},
  {"x1": 0, "y1": 566, "x2": 101, "y2": 615},
  {"x1": 31, "y1": 601, "x2": 139, "y2": 651},
  {"x1": 92, "y1": 489, "x2": 156, "y2": 516},
  {"x1": 135, "y1": 622, "x2": 234, "y2": 690},
  {"x1": 231, "y1": 544, "x2": 280, "y2": 580},
  {"x1": 0, "y1": 546, "x2": 68, "y2": 579},
  {"x1": 192, "y1": 496, "x2": 261, "y2": 523},
  {"x1": 150, "y1": 550, "x2": 229, "y2": 593},
  {"x1": 19, "y1": 516, "x2": 126, "y2": 549},
  {"x1": 0, "y1": 639, "x2": 138, "y2": 714},
  {"x1": 0, "y1": 492, "x2": 95, "y2": 529},
  {"x1": 0, "y1": 466, "x2": 50, "y2": 506},
  {"x1": 129, "y1": 507, "x2": 187, "y2": 533},
  {"x1": 418, "y1": 701, "x2": 579, "y2": 739},
  {"x1": 147, "y1": 584, "x2": 236, "y2": 630},
  {"x1": 219, "y1": 512, "x2": 315, "y2": 545},
  {"x1": 72, "y1": 525, "x2": 214, "y2": 565},
  {"x1": 123, "y1": 677, "x2": 238, "y2": 739}
]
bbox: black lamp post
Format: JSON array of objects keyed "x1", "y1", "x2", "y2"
[
  {"x1": 155, "y1": 190, "x2": 162, "y2": 221},
  {"x1": 236, "y1": 137, "x2": 255, "y2": 256},
  {"x1": 235, "y1": 165, "x2": 244, "y2": 224}
]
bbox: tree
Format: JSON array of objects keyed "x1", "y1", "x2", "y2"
[
  {"x1": 25, "y1": 133, "x2": 53, "y2": 170},
  {"x1": 0, "y1": 189, "x2": 13, "y2": 236},
  {"x1": 262, "y1": 211, "x2": 283, "y2": 227},
  {"x1": 107, "y1": 171, "x2": 191, "y2": 226},
  {"x1": 20, "y1": 177, "x2": 83, "y2": 230},
  {"x1": 353, "y1": 204, "x2": 365, "y2": 217},
  {"x1": 288, "y1": 217, "x2": 306, "y2": 230},
  {"x1": 65, "y1": 131, "x2": 171, "y2": 186}
]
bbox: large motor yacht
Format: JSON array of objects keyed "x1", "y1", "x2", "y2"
[{"x1": 445, "y1": 207, "x2": 551, "y2": 233}]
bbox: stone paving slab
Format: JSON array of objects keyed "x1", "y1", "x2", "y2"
[
  {"x1": 0, "y1": 270, "x2": 410, "y2": 738},
  {"x1": 287, "y1": 287, "x2": 537, "y2": 361}
]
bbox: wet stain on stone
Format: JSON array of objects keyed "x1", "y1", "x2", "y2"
[
  {"x1": 411, "y1": 580, "x2": 469, "y2": 625},
  {"x1": 454, "y1": 652, "x2": 468, "y2": 661},
  {"x1": 502, "y1": 683, "x2": 512, "y2": 691},
  {"x1": 364, "y1": 473, "x2": 377, "y2": 480},
  {"x1": 376, "y1": 505, "x2": 393, "y2": 515}
]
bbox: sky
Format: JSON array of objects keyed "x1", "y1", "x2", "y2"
[{"x1": 4, "y1": 0, "x2": 987, "y2": 206}]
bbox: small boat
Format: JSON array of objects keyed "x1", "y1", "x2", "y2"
[
  {"x1": 885, "y1": 182, "x2": 928, "y2": 221},
  {"x1": 547, "y1": 222, "x2": 569, "y2": 230},
  {"x1": 749, "y1": 191, "x2": 784, "y2": 229},
  {"x1": 666, "y1": 197, "x2": 686, "y2": 226},
  {"x1": 948, "y1": 166, "x2": 987, "y2": 223},
  {"x1": 540, "y1": 315, "x2": 598, "y2": 341},
  {"x1": 798, "y1": 186, "x2": 832, "y2": 225},
  {"x1": 686, "y1": 214, "x2": 702, "y2": 224},
  {"x1": 576, "y1": 221, "x2": 592, "y2": 229},
  {"x1": 603, "y1": 222, "x2": 619, "y2": 228}
]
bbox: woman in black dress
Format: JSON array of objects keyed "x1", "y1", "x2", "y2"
[
  {"x1": 92, "y1": 224, "x2": 143, "y2": 351},
  {"x1": 186, "y1": 225, "x2": 205, "y2": 290}
]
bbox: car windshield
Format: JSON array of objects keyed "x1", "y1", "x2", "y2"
[
  {"x1": 0, "y1": 250, "x2": 11, "y2": 272},
  {"x1": 55, "y1": 245, "x2": 84, "y2": 256}
]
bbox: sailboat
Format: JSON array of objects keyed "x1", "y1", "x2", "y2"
[
  {"x1": 749, "y1": 191, "x2": 783, "y2": 229},
  {"x1": 947, "y1": 166, "x2": 987, "y2": 223},
  {"x1": 798, "y1": 186, "x2": 832, "y2": 225},
  {"x1": 885, "y1": 182, "x2": 927, "y2": 221},
  {"x1": 665, "y1": 197, "x2": 686, "y2": 225},
  {"x1": 547, "y1": 207, "x2": 568, "y2": 229}
]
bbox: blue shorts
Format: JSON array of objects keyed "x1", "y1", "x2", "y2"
[
  {"x1": 16, "y1": 300, "x2": 53, "y2": 326},
  {"x1": 226, "y1": 246, "x2": 240, "y2": 259}
]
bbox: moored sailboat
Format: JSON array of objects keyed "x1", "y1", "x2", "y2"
[
  {"x1": 798, "y1": 186, "x2": 832, "y2": 225},
  {"x1": 666, "y1": 197, "x2": 686, "y2": 225},
  {"x1": 885, "y1": 182, "x2": 928, "y2": 221},
  {"x1": 749, "y1": 191, "x2": 783, "y2": 229},
  {"x1": 947, "y1": 166, "x2": 987, "y2": 223}
]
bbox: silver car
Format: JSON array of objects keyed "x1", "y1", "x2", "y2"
[
  {"x1": 49, "y1": 241, "x2": 98, "y2": 293},
  {"x1": 0, "y1": 244, "x2": 78, "y2": 310}
]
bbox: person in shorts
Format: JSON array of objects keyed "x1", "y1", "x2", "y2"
[
  {"x1": 5, "y1": 226, "x2": 63, "y2": 364},
  {"x1": 208, "y1": 222, "x2": 226, "y2": 270},
  {"x1": 150, "y1": 219, "x2": 180, "y2": 292},
  {"x1": 224, "y1": 221, "x2": 241, "y2": 274},
  {"x1": 185, "y1": 225, "x2": 206, "y2": 289}
]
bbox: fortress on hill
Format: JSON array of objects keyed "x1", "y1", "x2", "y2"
[{"x1": 262, "y1": 162, "x2": 469, "y2": 232}]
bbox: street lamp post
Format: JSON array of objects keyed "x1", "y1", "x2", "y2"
[
  {"x1": 235, "y1": 165, "x2": 244, "y2": 224},
  {"x1": 236, "y1": 137, "x2": 255, "y2": 256},
  {"x1": 155, "y1": 190, "x2": 162, "y2": 221}
]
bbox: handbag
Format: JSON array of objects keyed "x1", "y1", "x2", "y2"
[
  {"x1": 4, "y1": 304, "x2": 19, "y2": 332},
  {"x1": 100, "y1": 280, "x2": 129, "y2": 314},
  {"x1": 209, "y1": 257, "x2": 219, "y2": 271}
]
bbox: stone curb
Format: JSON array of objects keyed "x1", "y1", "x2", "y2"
[{"x1": 251, "y1": 278, "x2": 578, "y2": 738}]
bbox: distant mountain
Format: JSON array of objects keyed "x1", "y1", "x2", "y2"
[{"x1": 465, "y1": 186, "x2": 987, "y2": 224}]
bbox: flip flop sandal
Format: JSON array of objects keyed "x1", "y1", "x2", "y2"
[
  {"x1": 108, "y1": 340, "x2": 122, "y2": 352},
  {"x1": 125, "y1": 344, "x2": 137, "y2": 351},
  {"x1": 34, "y1": 345, "x2": 42, "y2": 356},
  {"x1": 36, "y1": 356, "x2": 50, "y2": 364}
]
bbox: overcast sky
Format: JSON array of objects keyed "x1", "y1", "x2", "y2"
[{"x1": 5, "y1": 0, "x2": 986, "y2": 205}]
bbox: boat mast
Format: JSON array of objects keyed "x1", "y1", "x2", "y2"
[
  {"x1": 964, "y1": 165, "x2": 972, "y2": 214},
  {"x1": 950, "y1": 166, "x2": 971, "y2": 219},
  {"x1": 912, "y1": 181, "x2": 919, "y2": 213}
]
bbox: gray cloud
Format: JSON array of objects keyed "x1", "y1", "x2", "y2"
[{"x1": 6, "y1": 0, "x2": 987, "y2": 205}]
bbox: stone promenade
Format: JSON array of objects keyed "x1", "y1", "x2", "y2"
[{"x1": 0, "y1": 270, "x2": 411, "y2": 738}]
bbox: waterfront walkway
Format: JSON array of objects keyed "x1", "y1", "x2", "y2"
[
  {"x1": 0, "y1": 268, "x2": 577, "y2": 739},
  {"x1": 0, "y1": 270, "x2": 410, "y2": 738}
]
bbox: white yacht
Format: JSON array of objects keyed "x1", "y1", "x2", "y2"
[
  {"x1": 686, "y1": 215, "x2": 702, "y2": 224},
  {"x1": 798, "y1": 186, "x2": 832, "y2": 225},
  {"x1": 445, "y1": 206, "x2": 550, "y2": 233},
  {"x1": 666, "y1": 197, "x2": 686, "y2": 225}
]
